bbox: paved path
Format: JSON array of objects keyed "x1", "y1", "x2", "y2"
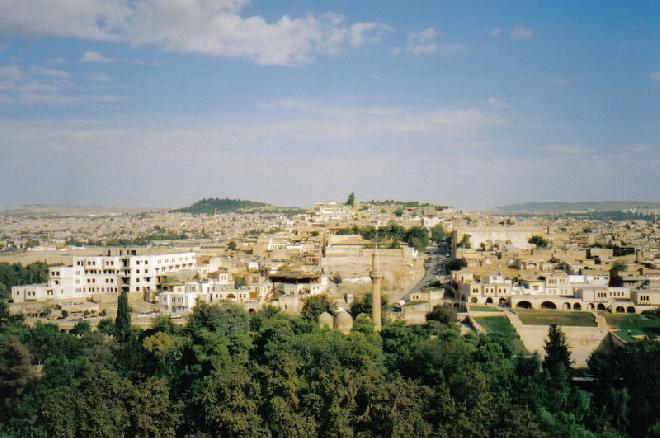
[{"x1": 401, "y1": 252, "x2": 446, "y2": 302}]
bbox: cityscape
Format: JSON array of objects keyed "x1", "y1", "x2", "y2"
[{"x1": 1, "y1": 1, "x2": 659, "y2": 437}]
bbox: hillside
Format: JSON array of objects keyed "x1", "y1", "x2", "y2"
[
  {"x1": 172, "y1": 197, "x2": 268, "y2": 215},
  {"x1": 496, "y1": 201, "x2": 660, "y2": 213}
]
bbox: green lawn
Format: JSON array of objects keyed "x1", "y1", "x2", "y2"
[
  {"x1": 516, "y1": 310, "x2": 597, "y2": 327},
  {"x1": 468, "y1": 305, "x2": 502, "y2": 312},
  {"x1": 473, "y1": 315, "x2": 526, "y2": 352},
  {"x1": 602, "y1": 313, "x2": 660, "y2": 343}
]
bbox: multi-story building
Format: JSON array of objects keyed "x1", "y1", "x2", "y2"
[{"x1": 11, "y1": 248, "x2": 196, "y2": 302}]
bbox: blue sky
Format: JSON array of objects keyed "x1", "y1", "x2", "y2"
[{"x1": 0, "y1": 0, "x2": 658, "y2": 209}]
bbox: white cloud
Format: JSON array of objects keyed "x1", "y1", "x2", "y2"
[
  {"x1": 30, "y1": 66, "x2": 71, "y2": 79},
  {"x1": 0, "y1": 62, "x2": 123, "y2": 105},
  {"x1": 405, "y1": 28, "x2": 438, "y2": 55},
  {"x1": 405, "y1": 28, "x2": 463, "y2": 56},
  {"x1": 488, "y1": 27, "x2": 502, "y2": 37},
  {"x1": 80, "y1": 51, "x2": 114, "y2": 63},
  {"x1": 0, "y1": 65, "x2": 21, "y2": 80},
  {"x1": 46, "y1": 58, "x2": 66, "y2": 64},
  {"x1": 650, "y1": 72, "x2": 660, "y2": 81},
  {"x1": 510, "y1": 26, "x2": 534, "y2": 40},
  {"x1": 0, "y1": 0, "x2": 390, "y2": 66},
  {"x1": 88, "y1": 73, "x2": 112, "y2": 82}
]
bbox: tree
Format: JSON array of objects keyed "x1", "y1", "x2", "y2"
[
  {"x1": 70, "y1": 320, "x2": 91, "y2": 336},
  {"x1": 609, "y1": 261, "x2": 627, "y2": 287},
  {"x1": 528, "y1": 235, "x2": 549, "y2": 248},
  {"x1": 301, "y1": 295, "x2": 335, "y2": 322},
  {"x1": 459, "y1": 234, "x2": 471, "y2": 249},
  {"x1": 96, "y1": 318, "x2": 115, "y2": 335},
  {"x1": 430, "y1": 224, "x2": 446, "y2": 244},
  {"x1": 115, "y1": 290, "x2": 132, "y2": 342},
  {"x1": 227, "y1": 240, "x2": 237, "y2": 250},
  {"x1": 426, "y1": 305, "x2": 457, "y2": 325},
  {"x1": 346, "y1": 192, "x2": 355, "y2": 207},
  {"x1": 446, "y1": 258, "x2": 467, "y2": 272},
  {"x1": 0, "y1": 337, "x2": 35, "y2": 421},
  {"x1": 543, "y1": 324, "x2": 572, "y2": 379},
  {"x1": 234, "y1": 276, "x2": 247, "y2": 289}
]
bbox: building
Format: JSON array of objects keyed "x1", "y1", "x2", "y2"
[{"x1": 12, "y1": 248, "x2": 196, "y2": 302}]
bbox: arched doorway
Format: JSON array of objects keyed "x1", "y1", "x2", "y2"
[
  {"x1": 499, "y1": 297, "x2": 507, "y2": 306},
  {"x1": 616, "y1": 306, "x2": 625, "y2": 313},
  {"x1": 563, "y1": 302, "x2": 571, "y2": 310},
  {"x1": 597, "y1": 303, "x2": 606, "y2": 311},
  {"x1": 517, "y1": 301, "x2": 532, "y2": 309},
  {"x1": 485, "y1": 297, "x2": 494, "y2": 305},
  {"x1": 627, "y1": 306, "x2": 636, "y2": 313},
  {"x1": 470, "y1": 297, "x2": 478, "y2": 304},
  {"x1": 573, "y1": 303, "x2": 582, "y2": 310},
  {"x1": 588, "y1": 303, "x2": 595, "y2": 310},
  {"x1": 541, "y1": 301, "x2": 557, "y2": 310}
]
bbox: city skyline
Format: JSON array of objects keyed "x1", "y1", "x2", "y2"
[{"x1": 1, "y1": 0, "x2": 659, "y2": 209}]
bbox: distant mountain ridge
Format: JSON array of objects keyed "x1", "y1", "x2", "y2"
[
  {"x1": 496, "y1": 201, "x2": 660, "y2": 213},
  {"x1": 172, "y1": 197, "x2": 268, "y2": 215}
]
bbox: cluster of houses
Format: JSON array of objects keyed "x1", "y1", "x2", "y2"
[{"x1": 449, "y1": 222, "x2": 660, "y2": 314}]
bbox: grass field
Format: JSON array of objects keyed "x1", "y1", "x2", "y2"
[
  {"x1": 602, "y1": 313, "x2": 660, "y2": 343},
  {"x1": 516, "y1": 310, "x2": 597, "y2": 327},
  {"x1": 473, "y1": 315, "x2": 526, "y2": 352},
  {"x1": 468, "y1": 305, "x2": 502, "y2": 312}
]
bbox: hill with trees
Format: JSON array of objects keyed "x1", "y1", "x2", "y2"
[{"x1": 171, "y1": 197, "x2": 268, "y2": 215}]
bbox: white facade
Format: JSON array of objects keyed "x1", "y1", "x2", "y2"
[{"x1": 12, "y1": 249, "x2": 196, "y2": 302}]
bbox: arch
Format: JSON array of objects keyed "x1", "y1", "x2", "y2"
[
  {"x1": 588, "y1": 303, "x2": 595, "y2": 310},
  {"x1": 563, "y1": 302, "x2": 571, "y2": 310},
  {"x1": 227, "y1": 293, "x2": 236, "y2": 300},
  {"x1": 485, "y1": 297, "x2": 494, "y2": 305},
  {"x1": 517, "y1": 301, "x2": 532, "y2": 309},
  {"x1": 616, "y1": 306, "x2": 625, "y2": 313},
  {"x1": 573, "y1": 302, "x2": 582, "y2": 310},
  {"x1": 541, "y1": 301, "x2": 557, "y2": 310},
  {"x1": 626, "y1": 306, "x2": 636, "y2": 314},
  {"x1": 597, "y1": 303, "x2": 606, "y2": 311},
  {"x1": 499, "y1": 297, "x2": 507, "y2": 306},
  {"x1": 470, "y1": 297, "x2": 479, "y2": 304},
  {"x1": 248, "y1": 308, "x2": 256, "y2": 314}
]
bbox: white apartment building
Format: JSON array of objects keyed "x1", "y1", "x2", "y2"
[{"x1": 12, "y1": 248, "x2": 196, "y2": 302}]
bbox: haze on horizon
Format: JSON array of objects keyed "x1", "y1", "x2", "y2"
[{"x1": 0, "y1": 0, "x2": 658, "y2": 210}]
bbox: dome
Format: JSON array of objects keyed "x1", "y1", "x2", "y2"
[
  {"x1": 334, "y1": 310, "x2": 354, "y2": 334},
  {"x1": 319, "y1": 311, "x2": 333, "y2": 329}
]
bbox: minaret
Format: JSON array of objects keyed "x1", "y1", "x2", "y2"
[{"x1": 371, "y1": 244, "x2": 383, "y2": 332}]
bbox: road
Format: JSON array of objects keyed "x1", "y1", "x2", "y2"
[{"x1": 400, "y1": 249, "x2": 447, "y2": 302}]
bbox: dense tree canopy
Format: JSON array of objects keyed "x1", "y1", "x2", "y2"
[
  {"x1": 337, "y1": 225, "x2": 430, "y2": 251},
  {"x1": 0, "y1": 298, "x2": 658, "y2": 437}
]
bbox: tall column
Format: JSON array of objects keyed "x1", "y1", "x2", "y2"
[{"x1": 371, "y1": 246, "x2": 382, "y2": 332}]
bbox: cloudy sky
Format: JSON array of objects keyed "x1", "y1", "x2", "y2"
[{"x1": 0, "y1": 0, "x2": 658, "y2": 209}]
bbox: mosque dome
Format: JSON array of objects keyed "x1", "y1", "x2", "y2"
[
  {"x1": 334, "y1": 310, "x2": 354, "y2": 334},
  {"x1": 319, "y1": 311, "x2": 334, "y2": 329}
]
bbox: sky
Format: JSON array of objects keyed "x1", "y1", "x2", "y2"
[{"x1": 0, "y1": 0, "x2": 659, "y2": 209}]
